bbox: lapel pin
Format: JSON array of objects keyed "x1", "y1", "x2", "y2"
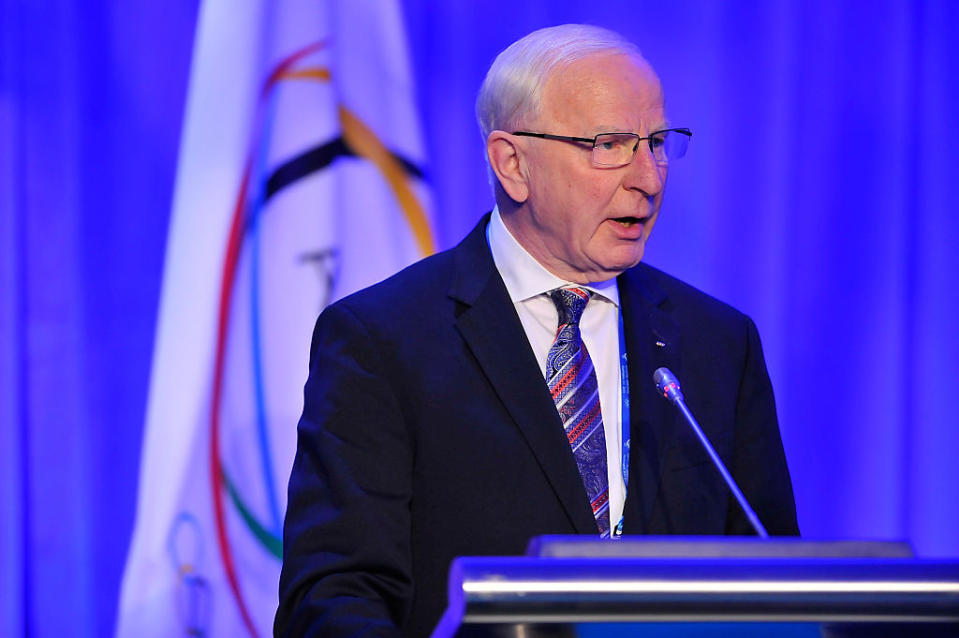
[{"x1": 655, "y1": 340, "x2": 666, "y2": 348}]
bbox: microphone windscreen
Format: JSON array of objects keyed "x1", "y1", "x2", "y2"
[{"x1": 653, "y1": 367, "x2": 684, "y2": 402}]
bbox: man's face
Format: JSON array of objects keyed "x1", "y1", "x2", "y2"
[{"x1": 508, "y1": 53, "x2": 668, "y2": 283}]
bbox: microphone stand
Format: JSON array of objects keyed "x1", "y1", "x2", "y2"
[{"x1": 654, "y1": 367, "x2": 769, "y2": 538}]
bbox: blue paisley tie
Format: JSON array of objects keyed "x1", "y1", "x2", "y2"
[{"x1": 545, "y1": 287, "x2": 610, "y2": 537}]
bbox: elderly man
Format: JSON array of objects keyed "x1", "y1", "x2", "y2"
[{"x1": 276, "y1": 24, "x2": 798, "y2": 638}]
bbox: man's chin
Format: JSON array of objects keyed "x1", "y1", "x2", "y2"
[
  {"x1": 577, "y1": 255, "x2": 644, "y2": 284},
  {"x1": 604, "y1": 245, "x2": 646, "y2": 272}
]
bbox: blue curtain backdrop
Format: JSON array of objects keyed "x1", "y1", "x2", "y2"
[{"x1": 2, "y1": 1, "x2": 957, "y2": 636}]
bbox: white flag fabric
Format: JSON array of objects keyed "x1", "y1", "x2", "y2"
[{"x1": 116, "y1": 1, "x2": 434, "y2": 636}]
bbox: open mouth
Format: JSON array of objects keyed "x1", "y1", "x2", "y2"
[{"x1": 612, "y1": 216, "x2": 643, "y2": 227}]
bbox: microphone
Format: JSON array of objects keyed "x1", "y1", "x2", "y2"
[{"x1": 653, "y1": 367, "x2": 769, "y2": 538}]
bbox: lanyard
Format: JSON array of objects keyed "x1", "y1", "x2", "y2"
[{"x1": 613, "y1": 308, "x2": 630, "y2": 538}]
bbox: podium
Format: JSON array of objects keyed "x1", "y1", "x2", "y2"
[{"x1": 431, "y1": 536, "x2": 959, "y2": 637}]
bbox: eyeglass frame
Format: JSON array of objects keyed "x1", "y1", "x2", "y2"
[{"x1": 510, "y1": 127, "x2": 692, "y2": 167}]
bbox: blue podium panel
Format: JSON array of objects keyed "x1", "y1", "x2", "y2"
[{"x1": 579, "y1": 623, "x2": 820, "y2": 637}]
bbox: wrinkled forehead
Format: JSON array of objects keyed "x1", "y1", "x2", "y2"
[{"x1": 538, "y1": 53, "x2": 665, "y2": 128}]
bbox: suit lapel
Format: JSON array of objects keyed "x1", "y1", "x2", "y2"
[
  {"x1": 448, "y1": 218, "x2": 598, "y2": 534},
  {"x1": 618, "y1": 265, "x2": 682, "y2": 533}
]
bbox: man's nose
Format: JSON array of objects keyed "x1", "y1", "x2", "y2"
[{"x1": 624, "y1": 143, "x2": 666, "y2": 195}]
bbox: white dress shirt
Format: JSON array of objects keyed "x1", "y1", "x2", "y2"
[{"x1": 487, "y1": 207, "x2": 626, "y2": 532}]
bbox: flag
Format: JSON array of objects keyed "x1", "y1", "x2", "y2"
[{"x1": 116, "y1": 1, "x2": 434, "y2": 635}]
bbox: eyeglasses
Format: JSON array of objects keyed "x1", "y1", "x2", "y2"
[{"x1": 511, "y1": 128, "x2": 692, "y2": 167}]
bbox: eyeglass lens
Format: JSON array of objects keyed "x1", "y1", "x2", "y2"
[{"x1": 592, "y1": 131, "x2": 689, "y2": 167}]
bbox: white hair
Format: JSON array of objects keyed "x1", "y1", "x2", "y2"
[{"x1": 475, "y1": 24, "x2": 644, "y2": 141}]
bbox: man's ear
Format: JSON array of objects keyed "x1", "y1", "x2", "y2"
[{"x1": 486, "y1": 131, "x2": 529, "y2": 203}]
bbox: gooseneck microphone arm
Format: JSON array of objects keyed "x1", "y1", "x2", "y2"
[{"x1": 652, "y1": 367, "x2": 769, "y2": 538}]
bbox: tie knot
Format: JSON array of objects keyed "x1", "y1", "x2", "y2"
[{"x1": 550, "y1": 287, "x2": 591, "y2": 327}]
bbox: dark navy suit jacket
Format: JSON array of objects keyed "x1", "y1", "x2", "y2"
[{"x1": 275, "y1": 216, "x2": 798, "y2": 637}]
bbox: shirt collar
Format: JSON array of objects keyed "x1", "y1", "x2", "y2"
[{"x1": 487, "y1": 206, "x2": 620, "y2": 307}]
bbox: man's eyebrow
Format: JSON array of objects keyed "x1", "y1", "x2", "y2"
[
  {"x1": 589, "y1": 121, "x2": 673, "y2": 135},
  {"x1": 589, "y1": 124, "x2": 628, "y2": 134}
]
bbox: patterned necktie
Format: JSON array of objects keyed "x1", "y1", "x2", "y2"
[{"x1": 545, "y1": 287, "x2": 610, "y2": 537}]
